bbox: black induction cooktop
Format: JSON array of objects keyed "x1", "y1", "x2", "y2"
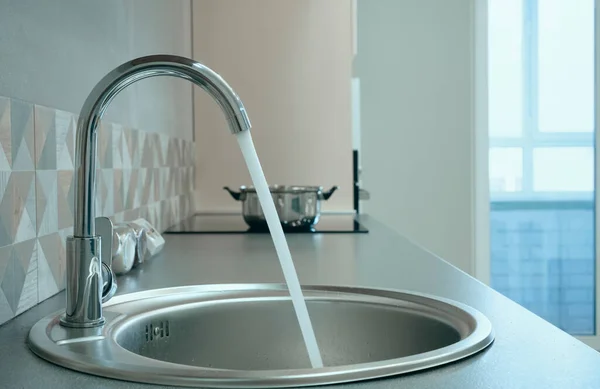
[{"x1": 166, "y1": 213, "x2": 368, "y2": 234}]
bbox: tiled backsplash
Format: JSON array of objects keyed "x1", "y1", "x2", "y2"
[{"x1": 0, "y1": 96, "x2": 196, "y2": 325}]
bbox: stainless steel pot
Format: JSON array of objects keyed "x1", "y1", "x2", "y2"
[{"x1": 224, "y1": 185, "x2": 338, "y2": 230}]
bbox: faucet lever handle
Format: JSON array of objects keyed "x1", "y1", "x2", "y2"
[
  {"x1": 95, "y1": 217, "x2": 117, "y2": 302},
  {"x1": 95, "y1": 217, "x2": 113, "y2": 268}
]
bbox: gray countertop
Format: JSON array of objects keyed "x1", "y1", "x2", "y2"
[{"x1": 1, "y1": 216, "x2": 600, "y2": 388}]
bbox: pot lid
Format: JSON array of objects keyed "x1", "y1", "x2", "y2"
[{"x1": 239, "y1": 185, "x2": 324, "y2": 194}]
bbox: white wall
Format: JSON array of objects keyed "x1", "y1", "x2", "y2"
[
  {"x1": 0, "y1": 0, "x2": 193, "y2": 140},
  {"x1": 193, "y1": 0, "x2": 354, "y2": 212},
  {"x1": 356, "y1": 0, "x2": 477, "y2": 273}
]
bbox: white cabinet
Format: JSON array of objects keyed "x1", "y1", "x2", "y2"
[{"x1": 193, "y1": 0, "x2": 354, "y2": 213}]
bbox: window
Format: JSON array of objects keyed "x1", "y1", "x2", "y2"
[
  {"x1": 489, "y1": 0, "x2": 594, "y2": 200},
  {"x1": 488, "y1": 0, "x2": 596, "y2": 336}
]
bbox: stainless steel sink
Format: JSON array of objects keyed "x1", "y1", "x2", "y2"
[{"x1": 28, "y1": 284, "x2": 494, "y2": 387}]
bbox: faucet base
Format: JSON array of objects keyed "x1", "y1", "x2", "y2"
[
  {"x1": 60, "y1": 236, "x2": 104, "y2": 328},
  {"x1": 59, "y1": 315, "x2": 105, "y2": 328}
]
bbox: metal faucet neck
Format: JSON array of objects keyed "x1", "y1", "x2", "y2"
[
  {"x1": 73, "y1": 55, "x2": 251, "y2": 238},
  {"x1": 62, "y1": 55, "x2": 251, "y2": 328}
]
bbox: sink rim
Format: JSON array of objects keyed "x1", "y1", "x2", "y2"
[{"x1": 29, "y1": 284, "x2": 495, "y2": 388}]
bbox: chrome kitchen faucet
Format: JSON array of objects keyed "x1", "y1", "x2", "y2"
[{"x1": 61, "y1": 55, "x2": 251, "y2": 328}]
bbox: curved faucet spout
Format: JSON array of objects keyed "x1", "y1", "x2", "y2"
[
  {"x1": 74, "y1": 54, "x2": 251, "y2": 238},
  {"x1": 63, "y1": 55, "x2": 251, "y2": 328}
]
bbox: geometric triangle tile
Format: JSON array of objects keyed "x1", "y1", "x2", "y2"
[
  {"x1": 10, "y1": 99, "x2": 34, "y2": 171},
  {"x1": 0, "y1": 289, "x2": 13, "y2": 325},
  {"x1": 0, "y1": 217, "x2": 10, "y2": 249},
  {"x1": 170, "y1": 196, "x2": 179, "y2": 220},
  {"x1": 149, "y1": 201, "x2": 160, "y2": 229},
  {"x1": 0, "y1": 97, "x2": 11, "y2": 171},
  {"x1": 136, "y1": 130, "x2": 146, "y2": 168},
  {"x1": 154, "y1": 168, "x2": 163, "y2": 200},
  {"x1": 159, "y1": 134, "x2": 169, "y2": 168},
  {"x1": 141, "y1": 132, "x2": 153, "y2": 168},
  {"x1": 129, "y1": 129, "x2": 141, "y2": 168},
  {"x1": 166, "y1": 139, "x2": 176, "y2": 167},
  {"x1": 159, "y1": 199, "x2": 171, "y2": 232},
  {"x1": 56, "y1": 140, "x2": 74, "y2": 171},
  {"x1": 36, "y1": 171, "x2": 58, "y2": 236},
  {"x1": 139, "y1": 168, "x2": 151, "y2": 205},
  {"x1": 189, "y1": 142, "x2": 196, "y2": 167},
  {"x1": 177, "y1": 139, "x2": 184, "y2": 167},
  {"x1": 0, "y1": 138, "x2": 9, "y2": 172},
  {"x1": 67, "y1": 116, "x2": 76, "y2": 166},
  {"x1": 95, "y1": 169, "x2": 107, "y2": 216},
  {"x1": 34, "y1": 105, "x2": 57, "y2": 170},
  {"x1": 170, "y1": 167, "x2": 177, "y2": 197},
  {"x1": 127, "y1": 169, "x2": 140, "y2": 210},
  {"x1": 184, "y1": 166, "x2": 193, "y2": 193},
  {"x1": 57, "y1": 170, "x2": 73, "y2": 230},
  {"x1": 113, "y1": 169, "x2": 123, "y2": 214},
  {"x1": 6, "y1": 171, "x2": 36, "y2": 243},
  {"x1": 146, "y1": 168, "x2": 155, "y2": 204},
  {"x1": 180, "y1": 140, "x2": 187, "y2": 167},
  {"x1": 104, "y1": 169, "x2": 114, "y2": 215},
  {"x1": 152, "y1": 168, "x2": 161, "y2": 201},
  {"x1": 38, "y1": 233, "x2": 63, "y2": 291},
  {"x1": 166, "y1": 168, "x2": 175, "y2": 198},
  {"x1": 122, "y1": 127, "x2": 133, "y2": 169},
  {"x1": 152, "y1": 133, "x2": 163, "y2": 167},
  {"x1": 0, "y1": 173, "x2": 16, "y2": 242},
  {"x1": 1, "y1": 248, "x2": 25, "y2": 314},
  {"x1": 191, "y1": 166, "x2": 197, "y2": 192},
  {"x1": 185, "y1": 141, "x2": 192, "y2": 167},
  {"x1": 37, "y1": 240, "x2": 59, "y2": 302},
  {"x1": 182, "y1": 141, "x2": 188, "y2": 167},
  {"x1": 122, "y1": 169, "x2": 131, "y2": 209},
  {"x1": 12, "y1": 138, "x2": 33, "y2": 172},
  {"x1": 25, "y1": 168, "x2": 36, "y2": 224},
  {"x1": 15, "y1": 238, "x2": 37, "y2": 315},
  {"x1": 112, "y1": 123, "x2": 123, "y2": 169},
  {"x1": 133, "y1": 129, "x2": 143, "y2": 168},
  {"x1": 190, "y1": 142, "x2": 197, "y2": 167},
  {"x1": 99, "y1": 169, "x2": 114, "y2": 216},
  {"x1": 175, "y1": 138, "x2": 183, "y2": 167},
  {"x1": 0, "y1": 245, "x2": 10, "y2": 285},
  {"x1": 0, "y1": 171, "x2": 9, "y2": 247},
  {"x1": 55, "y1": 110, "x2": 74, "y2": 170},
  {"x1": 158, "y1": 168, "x2": 168, "y2": 200},
  {"x1": 16, "y1": 259, "x2": 38, "y2": 315},
  {"x1": 14, "y1": 204, "x2": 36, "y2": 244},
  {"x1": 12, "y1": 237, "x2": 35, "y2": 275},
  {"x1": 98, "y1": 121, "x2": 112, "y2": 169},
  {"x1": 13, "y1": 171, "x2": 36, "y2": 244}
]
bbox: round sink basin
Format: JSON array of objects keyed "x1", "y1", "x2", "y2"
[{"x1": 28, "y1": 284, "x2": 494, "y2": 388}]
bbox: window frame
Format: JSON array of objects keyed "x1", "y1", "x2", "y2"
[{"x1": 489, "y1": 0, "x2": 595, "y2": 201}]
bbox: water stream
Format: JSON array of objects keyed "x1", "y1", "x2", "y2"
[{"x1": 236, "y1": 130, "x2": 324, "y2": 368}]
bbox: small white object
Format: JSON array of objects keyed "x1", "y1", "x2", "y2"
[
  {"x1": 126, "y1": 222, "x2": 149, "y2": 266},
  {"x1": 111, "y1": 225, "x2": 137, "y2": 275},
  {"x1": 130, "y1": 218, "x2": 165, "y2": 258}
]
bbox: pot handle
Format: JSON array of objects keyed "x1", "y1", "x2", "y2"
[
  {"x1": 320, "y1": 186, "x2": 339, "y2": 200},
  {"x1": 223, "y1": 186, "x2": 243, "y2": 201}
]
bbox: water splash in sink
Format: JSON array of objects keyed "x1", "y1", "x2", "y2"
[{"x1": 236, "y1": 130, "x2": 323, "y2": 368}]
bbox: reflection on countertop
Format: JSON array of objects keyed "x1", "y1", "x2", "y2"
[{"x1": 166, "y1": 213, "x2": 368, "y2": 234}]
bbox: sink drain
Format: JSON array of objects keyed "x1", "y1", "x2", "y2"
[{"x1": 145, "y1": 321, "x2": 170, "y2": 342}]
